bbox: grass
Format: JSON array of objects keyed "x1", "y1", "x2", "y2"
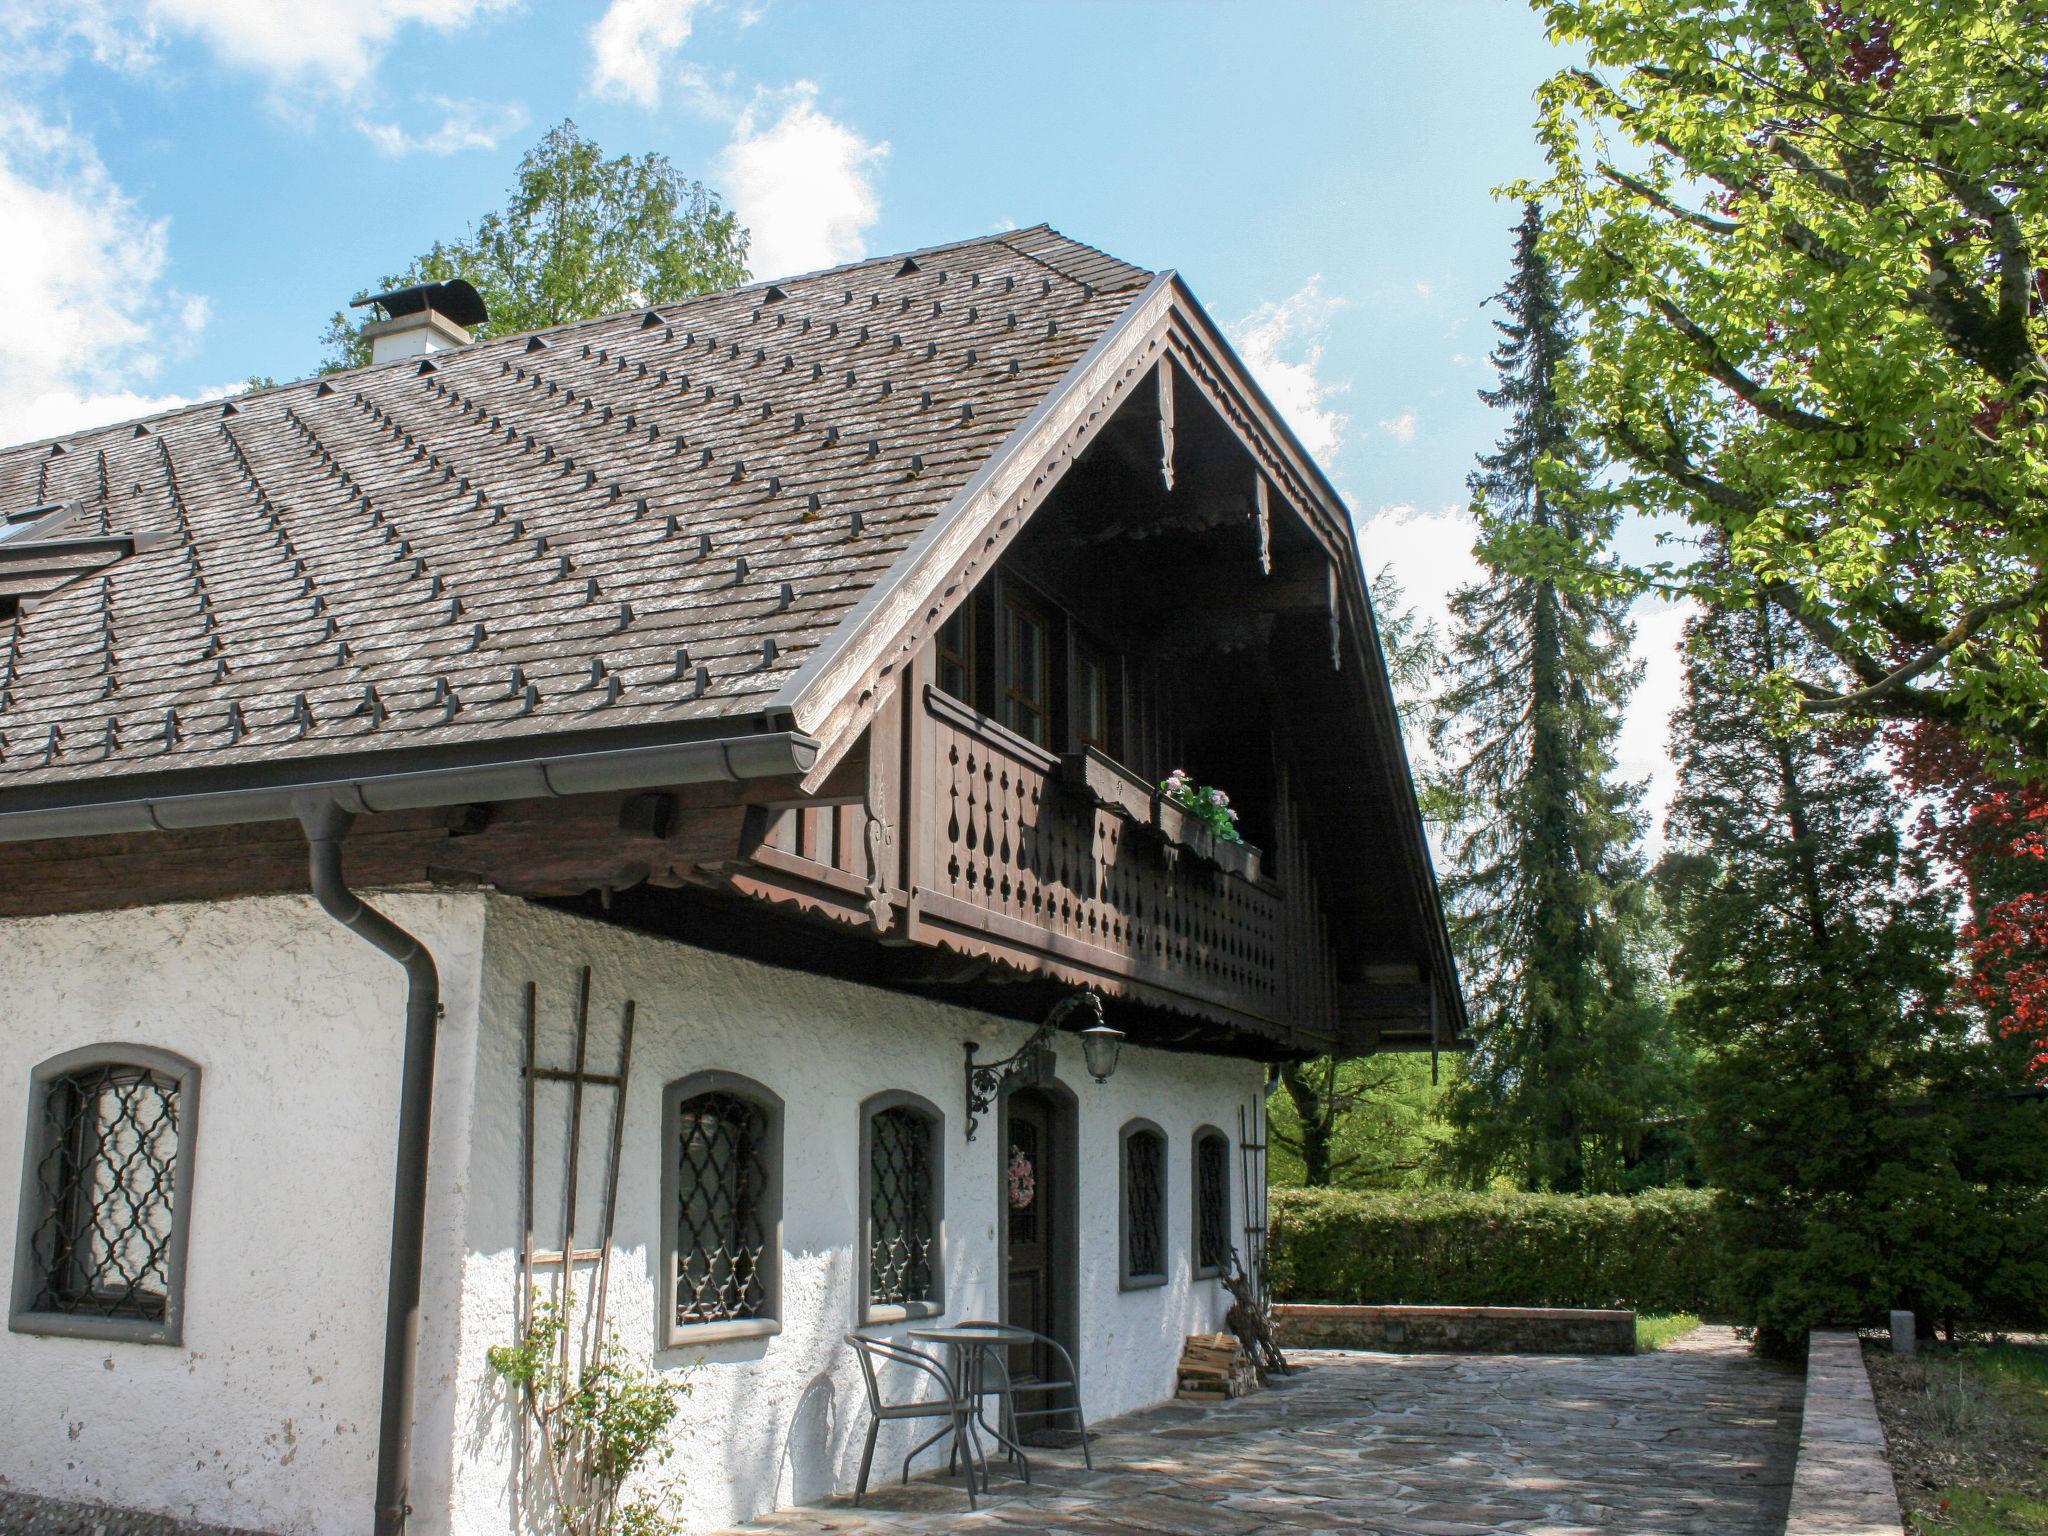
[
  {"x1": 1634, "y1": 1312, "x2": 1702, "y2": 1352},
  {"x1": 1926, "y1": 1488, "x2": 2048, "y2": 1535},
  {"x1": 1867, "y1": 1339, "x2": 2048, "y2": 1535}
]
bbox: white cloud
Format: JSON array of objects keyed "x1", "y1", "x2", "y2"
[
  {"x1": 0, "y1": 104, "x2": 209, "y2": 446},
  {"x1": 1229, "y1": 278, "x2": 1350, "y2": 461},
  {"x1": 1377, "y1": 411, "x2": 1418, "y2": 445},
  {"x1": 1360, "y1": 502, "x2": 1483, "y2": 643},
  {"x1": 1414, "y1": 279, "x2": 1435, "y2": 302},
  {"x1": 145, "y1": 0, "x2": 519, "y2": 96},
  {"x1": 357, "y1": 95, "x2": 529, "y2": 156},
  {"x1": 588, "y1": 0, "x2": 708, "y2": 109},
  {"x1": 719, "y1": 82, "x2": 887, "y2": 280},
  {"x1": 1616, "y1": 596, "x2": 1696, "y2": 847},
  {"x1": 0, "y1": 1, "x2": 158, "y2": 73}
]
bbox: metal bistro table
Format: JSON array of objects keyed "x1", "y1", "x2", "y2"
[{"x1": 908, "y1": 1323, "x2": 1036, "y2": 1482}]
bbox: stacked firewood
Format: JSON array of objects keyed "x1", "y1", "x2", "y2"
[{"x1": 1175, "y1": 1332, "x2": 1255, "y2": 1401}]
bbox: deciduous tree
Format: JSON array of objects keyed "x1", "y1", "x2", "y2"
[
  {"x1": 1529, "y1": 0, "x2": 2048, "y2": 764},
  {"x1": 322, "y1": 121, "x2": 748, "y2": 371},
  {"x1": 1269, "y1": 1055, "x2": 1447, "y2": 1190}
]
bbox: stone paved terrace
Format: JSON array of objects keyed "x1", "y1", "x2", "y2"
[{"x1": 718, "y1": 1326, "x2": 1804, "y2": 1536}]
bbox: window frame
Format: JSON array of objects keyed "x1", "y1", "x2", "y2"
[
  {"x1": 11, "y1": 1043, "x2": 201, "y2": 1347},
  {"x1": 1071, "y1": 630, "x2": 1123, "y2": 759},
  {"x1": 660, "y1": 1070, "x2": 785, "y2": 1347},
  {"x1": 1117, "y1": 1117, "x2": 1169, "y2": 1292},
  {"x1": 856, "y1": 1090, "x2": 946, "y2": 1325},
  {"x1": 935, "y1": 590, "x2": 980, "y2": 712},
  {"x1": 999, "y1": 582, "x2": 1056, "y2": 748},
  {"x1": 1191, "y1": 1126, "x2": 1232, "y2": 1281}
]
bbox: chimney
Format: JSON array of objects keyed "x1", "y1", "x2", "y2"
[{"x1": 351, "y1": 278, "x2": 489, "y2": 367}]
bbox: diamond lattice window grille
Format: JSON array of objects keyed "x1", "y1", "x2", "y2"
[
  {"x1": 868, "y1": 1106, "x2": 935, "y2": 1306},
  {"x1": 673, "y1": 1091, "x2": 771, "y2": 1324},
  {"x1": 1196, "y1": 1132, "x2": 1229, "y2": 1273},
  {"x1": 30, "y1": 1064, "x2": 181, "y2": 1321},
  {"x1": 1125, "y1": 1128, "x2": 1165, "y2": 1278}
]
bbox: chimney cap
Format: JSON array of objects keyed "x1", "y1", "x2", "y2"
[{"x1": 352, "y1": 278, "x2": 488, "y2": 329}]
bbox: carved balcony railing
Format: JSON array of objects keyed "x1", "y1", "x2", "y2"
[
  {"x1": 902, "y1": 687, "x2": 1333, "y2": 1039},
  {"x1": 734, "y1": 683, "x2": 1341, "y2": 1046}
]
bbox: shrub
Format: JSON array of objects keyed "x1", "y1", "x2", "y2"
[{"x1": 1267, "y1": 1187, "x2": 1721, "y2": 1314}]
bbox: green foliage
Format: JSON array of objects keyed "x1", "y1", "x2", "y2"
[
  {"x1": 1268, "y1": 1055, "x2": 1451, "y2": 1190},
  {"x1": 1661, "y1": 587, "x2": 2048, "y2": 1357},
  {"x1": 1429, "y1": 202, "x2": 1678, "y2": 1194},
  {"x1": 1527, "y1": 0, "x2": 2048, "y2": 764},
  {"x1": 1267, "y1": 1186, "x2": 1721, "y2": 1313},
  {"x1": 487, "y1": 1298, "x2": 688, "y2": 1536},
  {"x1": 1159, "y1": 768, "x2": 1243, "y2": 844},
  {"x1": 322, "y1": 121, "x2": 748, "y2": 371},
  {"x1": 1368, "y1": 563, "x2": 1447, "y2": 739},
  {"x1": 1634, "y1": 1312, "x2": 1702, "y2": 1352}
]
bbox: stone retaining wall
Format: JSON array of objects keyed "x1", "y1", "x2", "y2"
[
  {"x1": 0, "y1": 1490, "x2": 274, "y2": 1536},
  {"x1": 1785, "y1": 1330, "x2": 1906, "y2": 1536},
  {"x1": 1271, "y1": 1303, "x2": 1636, "y2": 1355}
]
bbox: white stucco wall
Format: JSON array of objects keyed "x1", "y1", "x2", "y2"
[
  {"x1": 0, "y1": 890, "x2": 1264, "y2": 1536},
  {"x1": 0, "y1": 892, "x2": 488, "y2": 1536},
  {"x1": 449, "y1": 897, "x2": 1263, "y2": 1536}
]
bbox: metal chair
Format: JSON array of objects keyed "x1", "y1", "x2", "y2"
[
  {"x1": 955, "y1": 1320, "x2": 1093, "y2": 1469},
  {"x1": 843, "y1": 1333, "x2": 988, "y2": 1508}
]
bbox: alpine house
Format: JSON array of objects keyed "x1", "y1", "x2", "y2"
[{"x1": 0, "y1": 226, "x2": 1463, "y2": 1535}]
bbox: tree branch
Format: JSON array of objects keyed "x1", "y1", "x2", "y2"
[
  {"x1": 1649, "y1": 294, "x2": 1861, "y2": 434},
  {"x1": 1765, "y1": 134, "x2": 1881, "y2": 208},
  {"x1": 1604, "y1": 419, "x2": 1763, "y2": 513},
  {"x1": 1596, "y1": 163, "x2": 1739, "y2": 234},
  {"x1": 1797, "y1": 575, "x2": 2048, "y2": 714},
  {"x1": 1761, "y1": 580, "x2": 1893, "y2": 690}
]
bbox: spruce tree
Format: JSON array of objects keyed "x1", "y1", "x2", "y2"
[
  {"x1": 1660, "y1": 593, "x2": 1965, "y2": 1354},
  {"x1": 1430, "y1": 202, "x2": 1664, "y2": 1194}
]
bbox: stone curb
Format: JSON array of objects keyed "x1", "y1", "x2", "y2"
[
  {"x1": 1785, "y1": 1330, "x2": 1906, "y2": 1536},
  {"x1": 1270, "y1": 1302, "x2": 1636, "y2": 1355}
]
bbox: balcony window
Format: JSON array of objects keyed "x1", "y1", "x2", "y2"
[
  {"x1": 1075, "y1": 640, "x2": 1121, "y2": 757},
  {"x1": 936, "y1": 594, "x2": 978, "y2": 709},
  {"x1": 1002, "y1": 590, "x2": 1051, "y2": 747}
]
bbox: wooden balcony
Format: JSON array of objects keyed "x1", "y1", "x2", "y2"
[{"x1": 734, "y1": 682, "x2": 1343, "y2": 1050}]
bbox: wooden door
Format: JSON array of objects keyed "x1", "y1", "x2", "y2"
[{"x1": 1004, "y1": 1091, "x2": 1056, "y2": 1380}]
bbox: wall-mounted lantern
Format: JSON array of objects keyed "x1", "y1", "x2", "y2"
[{"x1": 963, "y1": 992, "x2": 1123, "y2": 1141}]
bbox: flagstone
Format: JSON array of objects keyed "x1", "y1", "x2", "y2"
[{"x1": 707, "y1": 1327, "x2": 1801, "y2": 1536}]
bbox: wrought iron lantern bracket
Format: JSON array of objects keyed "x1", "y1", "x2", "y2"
[{"x1": 963, "y1": 992, "x2": 1120, "y2": 1142}]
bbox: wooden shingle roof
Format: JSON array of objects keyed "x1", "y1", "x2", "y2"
[{"x1": 0, "y1": 226, "x2": 1152, "y2": 801}]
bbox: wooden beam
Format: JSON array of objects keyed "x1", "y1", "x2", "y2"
[
  {"x1": 1157, "y1": 355, "x2": 1177, "y2": 493},
  {"x1": 1336, "y1": 980, "x2": 1439, "y2": 1055},
  {"x1": 1253, "y1": 471, "x2": 1273, "y2": 576}
]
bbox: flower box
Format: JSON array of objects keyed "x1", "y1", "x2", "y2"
[
  {"x1": 1212, "y1": 837, "x2": 1263, "y2": 884},
  {"x1": 1154, "y1": 793, "x2": 1216, "y2": 861}
]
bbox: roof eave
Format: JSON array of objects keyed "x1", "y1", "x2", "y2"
[{"x1": 0, "y1": 717, "x2": 817, "y2": 843}]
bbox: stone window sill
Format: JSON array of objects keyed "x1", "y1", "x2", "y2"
[
  {"x1": 863, "y1": 1300, "x2": 945, "y2": 1326},
  {"x1": 9, "y1": 1309, "x2": 181, "y2": 1346},
  {"x1": 665, "y1": 1317, "x2": 782, "y2": 1347},
  {"x1": 1119, "y1": 1272, "x2": 1168, "y2": 1293}
]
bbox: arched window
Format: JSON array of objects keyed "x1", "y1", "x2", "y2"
[
  {"x1": 858, "y1": 1091, "x2": 945, "y2": 1322},
  {"x1": 661, "y1": 1072, "x2": 783, "y2": 1344},
  {"x1": 1192, "y1": 1127, "x2": 1232, "y2": 1280},
  {"x1": 11, "y1": 1044, "x2": 200, "y2": 1346},
  {"x1": 1118, "y1": 1118, "x2": 1167, "y2": 1291}
]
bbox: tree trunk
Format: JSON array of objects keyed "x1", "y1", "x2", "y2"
[{"x1": 1280, "y1": 1063, "x2": 1336, "y2": 1187}]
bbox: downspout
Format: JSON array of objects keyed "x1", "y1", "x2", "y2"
[{"x1": 299, "y1": 798, "x2": 440, "y2": 1536}]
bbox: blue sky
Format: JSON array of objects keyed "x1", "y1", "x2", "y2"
[{"x1": 0, "y1": 0, "x2": 1687, "y2": 826}]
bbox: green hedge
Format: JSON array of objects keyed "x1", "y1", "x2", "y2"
[{"x1": 1267, "y1": 1187, "x2": 1721, "y2": 1314}]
